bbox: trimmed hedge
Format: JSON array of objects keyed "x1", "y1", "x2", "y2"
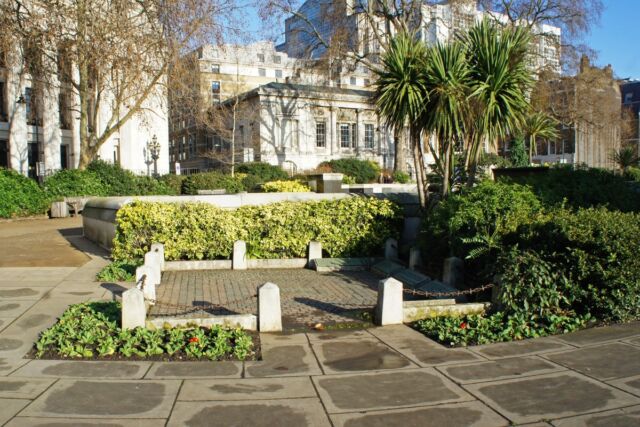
[
  {"x1": 0, "y1": 169, "x2": 50, "y2": 218},
  {"x1": 43, "y1": 169, "x2": 108, "y2": 200},
  {"x1": 181, "y1": 172, "x2": 245, "y2": 195},
  {"x1": 261, "y1": 180, "x2": 310, "y2": 192},
  {"x1": 236, "y1": 162, "x2": 288, "y2": 183},
  {"x1": 319, "y1": 159, "x2": 381, "y2": 183},
  {"x1": 112, "y1": 197, "x2": 402, "y2": 262}
]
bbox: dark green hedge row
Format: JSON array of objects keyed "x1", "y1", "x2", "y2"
[{"x1": 112, "y1": 197, "x2": 402, "y2": 262}]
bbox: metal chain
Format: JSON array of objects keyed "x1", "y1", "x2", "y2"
[{"x1": 403, "y1": 283, "x2": 495, "y2": 298}]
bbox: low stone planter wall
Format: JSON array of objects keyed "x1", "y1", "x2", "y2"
[{"x1": 403, "y1": 300, "x2": 490, "y2": 323}]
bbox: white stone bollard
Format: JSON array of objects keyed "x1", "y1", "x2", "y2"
[
  {"x1": 150, "y1": 243, "x2": 165, "y2": 271},
  {"x1": 308, "y1": 241, "x2": 322, "y2": 267},
  {"x1": 443, "y1": 257, "x2": 464, "y2": 289},
  {"x1": 50, "y1": 201, "x2": 69, "y2": 218},
  {"x1": 122, "y1": 288, "x2": 146, "y2": 329},
  {"x1": 258, "y1": 282, "x2": 282, "y2": 332},
  {"x1": 233, "y1": 240, "x2": 247, "y2": 270},
  {"x1": 409, "y1": 247, "x2": 422, "y2": 271},
  {"x1": 376, "y1": 277, "x2": 404, "y2": 326},
  {"x1": 143, "y1": 251, "x2": 162, "y2": 286},
  {"x1": 136, "y1": 265, "x2": 156, "y2": 304},
  {"x1": 385, "y1": 238, "x2": 398, "y2": 259}
]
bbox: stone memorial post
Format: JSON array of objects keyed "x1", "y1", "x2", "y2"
[
  {"x1": 376, "y1": 277, "x2": 404, "y2": 326},
  {"x1": 258, "y1": 282, "x2": 282, "y2": 332}
]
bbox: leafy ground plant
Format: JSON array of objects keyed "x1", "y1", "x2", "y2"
[
  {"x1": 96, "y1": 261, "x2": 138, "y2": 282},
  {"x1": 33, "y1": 302, "x2": 256, "y2": 361}
]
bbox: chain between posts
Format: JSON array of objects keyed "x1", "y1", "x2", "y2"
[{"x1": 402, "y1": 283, "x2": 495, "y2": 298}]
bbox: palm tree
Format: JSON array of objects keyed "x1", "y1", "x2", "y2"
[
  {"x1": 610, "y1": 145, "x2": 639, "y2": 172},
  {"x1": 461, "y1": 19, "x2": 534, "y2": 185},
  {"x1": 522, "y1": 111, "x2": 559, "y2": 163},
  {"x1": 421, "y1": 41, "x2": 470, "y2": 197},
  {"x1": 374, "y1": 31, "x2": 429, "y2": 207}
]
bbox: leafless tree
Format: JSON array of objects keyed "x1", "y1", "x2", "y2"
[{"x1": 4, "y1": 0, "x2": 241, "y2": 169}]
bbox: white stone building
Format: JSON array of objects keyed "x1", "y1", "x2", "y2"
[{"x1": 0, "y1": 49, "x2": 169, "y2": 178}]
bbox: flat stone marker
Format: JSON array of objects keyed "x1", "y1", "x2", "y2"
[
  {"x1": 150, "y1": 243, "x2": 165, "y2": 271},
  {"x1": 376, "y1": 277, "x2": 403, "y2": 326},
  {"x1": 384, "y1": 238, "x2": 398, "y2": 259},
  {"x1": 233, "y1": 240, "x2": 247, "y2": 270},
  {"x1": 371, "y1": 259, "x2": 404, "y2": 277},
  {"x1": 122, "y1": 288, "x2": 146, "y2": 329},
  {"x1": 308, "y1": 241, "x2": 322, "y2": 267},
  {"x1": 258, "y1": 282, "x2": 282, "y2": 332}
]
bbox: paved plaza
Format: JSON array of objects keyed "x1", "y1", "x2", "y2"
[{"x1": 0, "y1": 217, "x2": 640, "y2": 426}]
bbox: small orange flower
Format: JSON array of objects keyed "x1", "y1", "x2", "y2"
[
  {"x1": 460, "y1": 322, "x2": 467, "y2": 330},
  {"x1": 189, "y1": 337, "x2": 199, "y2": 343}
]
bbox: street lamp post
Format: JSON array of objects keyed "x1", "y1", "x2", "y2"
[{"x1": 147, "y1": 134, "x2": 160, "y2": 177}]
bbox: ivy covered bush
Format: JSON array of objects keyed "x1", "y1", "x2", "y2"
[
  {"x1": 43, "y1": 169, "x2": 108, "y2": 200},
  {"x1": 0, "y1": 168, "x2": 50, "y2": 218},
  {"x1": 319, "y1": 158, "x2": 381, "y2": 183},
  {"x1": 112, "y1": 197, "x2": 401, "y2": 262},
  {"x1": 34, "y1": 302, "x2": 255, "y2": 361},
  {"x1": 261, "y1": 180, "x2": 310, "y2": 192},
  {"x1": 236, "y1": 162, "x2": 289, "y2": 183}
]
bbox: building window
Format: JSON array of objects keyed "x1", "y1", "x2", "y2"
[
  {"x1": 364, "y1": 124, "x2": 374, "y2": 148},
  {"x1": 275, "y1": 69, "x2": 283, "y2": 78},
  {"x1": 59, "y1": 92, "x2": 71, "y2": 130},
  {"x1": 211, "y1": 64, "x2": 220, "y2": 73},
  {"x1": 188, "y1": 134, "x2": 196, "y2": 158},
  {"x1": 273, "y1": 55, "x2": 281, "y2": 64},
  {"x1": 258, "y1": 53, "x2": 265, "y2": 62},
  {"x1": 211, "y1": 81, "x2": 220, "y2": 94},
  {"x1": 0, "y1": 140, "x2": 8, "y2": 168},
  {"x1": 350, "y1": 76, "x2": 356, "y2": 85},
  {"x1": 625, "y1": 93, "x2": 633, "y2": 104},
  {"x1": 25, "y1": 87, "x2": 38, "y2": 126},
  {"x1": 258, "y1": 68, "x2": 266, "y2": 77},
  {"x1": 316, "y1": 122, "x2": 326, "y2": 148},
  {"x1": 339, "y1": 123, "x2": 351, "y2": 148}
]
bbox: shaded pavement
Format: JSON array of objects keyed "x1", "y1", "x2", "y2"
[{"x1": 1, "y1": 217, "x2": 639, "y2": 426}]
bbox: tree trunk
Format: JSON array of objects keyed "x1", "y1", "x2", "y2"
[
  {"x1": 393, "y1": 127, "x2": 408, "y2": 174},
  {"x1": 442, "y1": 141, "x2": 451, "y2": 197}
]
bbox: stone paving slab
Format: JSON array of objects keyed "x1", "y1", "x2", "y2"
[
  {"x1": 311, "y1": 339, "x2": 415, "y2": 374},
  {"x1": 464, "y1": 371, "x2": 640, "y2": 425},
  {"x1": 440, "y1": 356, "x2": 566, "y2": 384},
  {"x1": 607, "y1": 375, "x2": 640, "y2": 398},
  {"x1": 259, "y1": 332, "x2": 310, "y2": 346},
  {"x1": 306, "y1": 329, "x2": 373, "y2": 342},
  {"x1": 0, "y1": 377, "x2": 55, "y2": 399},
  {"x1": 0, "y1": 318, "x2": 13, "y2": 333},
  {"x1": 145, "y1": 361, "x2": 242, "y2": 379},
  {"x1": 0, "y1": 287, "x2": 53, "y2": 301},
  {"x1": 314, "y1": 368, "x2": 474, "y2": 413},
  {"x1": 0, "y1": 357, "x2": 30, "y2": 376},
  {"x1": 626, "y1": 337, "x2": 640, "y2": 347},
  {"x1": 245, "y1": 343, "x2": 322, "y2": 377},
  {"x1": 0, "y1": 301, "x2": 37, "y2": 318},
  {"x1": 0, "y1": 268, "x2": 76, "y2": 282},
  {"x1": 167, "y1": 398, "x2": 331, "y2": 427},
  {"x1": 12, "y1": 360, "x2": 152, "y2": 379},
  {"x1": 0, "y1": 398, "x2": 30, "y2": 426},
  {"x1": 470, "y1": 338, "x2": 573, "y2": 360},
  {"x1": 555, "y1": 322, "x2": 640, "y2": 347},
  {"x1": 6, "y1": 418, "x2": 165, "y2": 426},
  {"x1": 544, "y1": 343, "x2": 640, "y2": 380},
  {"x1": 330, "y1": 400, "x2": 510, "y2": 427},
  {"x1": 178, "y1": 377, "x2": 317, "y2": 401},
  {"x1": 21, "y1": 379, "x2": 181, "y2": 418},
  {"x1": 550, "y1": 404, "x2": 640, "y2": 426},
  {"x1": 368, "y1": 325, "x2": 483, "y2": 366}
]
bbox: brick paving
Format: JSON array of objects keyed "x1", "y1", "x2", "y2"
[{"x1": 149, "y1": 269, "x2": 380, "y2": 329}]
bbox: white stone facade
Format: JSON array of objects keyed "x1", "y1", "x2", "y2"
[{"x1": 0, "y1": 48, "x2": 169, "y2": 177}]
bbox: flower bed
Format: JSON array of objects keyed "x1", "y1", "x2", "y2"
[{"x1": 32, "y1": 302, "x2": 258, "y2": 361}]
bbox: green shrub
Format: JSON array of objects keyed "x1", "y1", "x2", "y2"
[
  {"x1": 261, "y1": 180, "x2": 310, "y2": 192},
  {"x1": 320, "y1": 159, "x2": 381, "y2": 183},
  {"x1": 96, "y1": 261, "x2": 138, "y2": 282},
  {"x1": 624, "y1": 166, "x2": 640, "y2": 182},
  {"x1": 86, "y1": 160, "x2": 174, "y2": 196},
  {"x1": 508, "y1": 208, "x2": 640, "y2": 322},
  {"x1": 392, "y1": 171, "x2": 410, "y2": 183},
  {"x1": 34, "y1": 301, "x2": 255, "y2": 360},
  {"x1": 501, "y1": 166, "x2": 640, "y2": 212},
  {"x1": 181, "y1": 172, "x2": 245, "y2": 195},
  {"x1": 0, "y1": 169, "x2": 50, "y2": 218},
  {"x1": 509, "y1": 137, "x2": 529, "y2": 167},
  {"x1": 133, "y1": 175, "x2": 176, "y2": 196},
  {"x1": 159, "y1": 174, "x2": 186, "y2": 195},
  {"x1": 420, "y1": 180, "x2": 542, "y2": 278},
  {"x1": 112, "y1": 197, "x2": 401, "y2": 262},
  {"x1": 236, "y1": 162, "x2": 288, "y2": 183},
  {"x1": 239, "y1": 173, "x2": 263, "y2": 192},
  {"x1": 44, "y1": 169, "x2": 107, "y2": 200}
]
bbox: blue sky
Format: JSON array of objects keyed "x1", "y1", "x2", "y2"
[{"x1": 586, "y1": 0, "x2": 639, "y2": 79}]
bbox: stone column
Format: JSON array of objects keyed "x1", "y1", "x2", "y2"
[
  {"x1": 136, "y1": 265, "x2": 156, "y2": 304},
  {"x1": 233, "y1": 240, "x2": 247, "y2": 270},
  {"x1": 150, "y1": 243, "x2": 165, "y2": 271},
  {"x1": 7, "y1": 61, "x2": 29, "y2": 175},
  {"x1": 258, "y1": 282, "x2": 282, "y2": 332},
  {"x1": 308, "y1": 241, "x2": 322, "y2": 267},
  {"x1": 376, "y1": 277, "x2": 404, "y2": 326}
]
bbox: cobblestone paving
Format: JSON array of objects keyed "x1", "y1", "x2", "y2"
[{"x1": 149, "y1": 269, "x2": 380, "y2": 329}]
